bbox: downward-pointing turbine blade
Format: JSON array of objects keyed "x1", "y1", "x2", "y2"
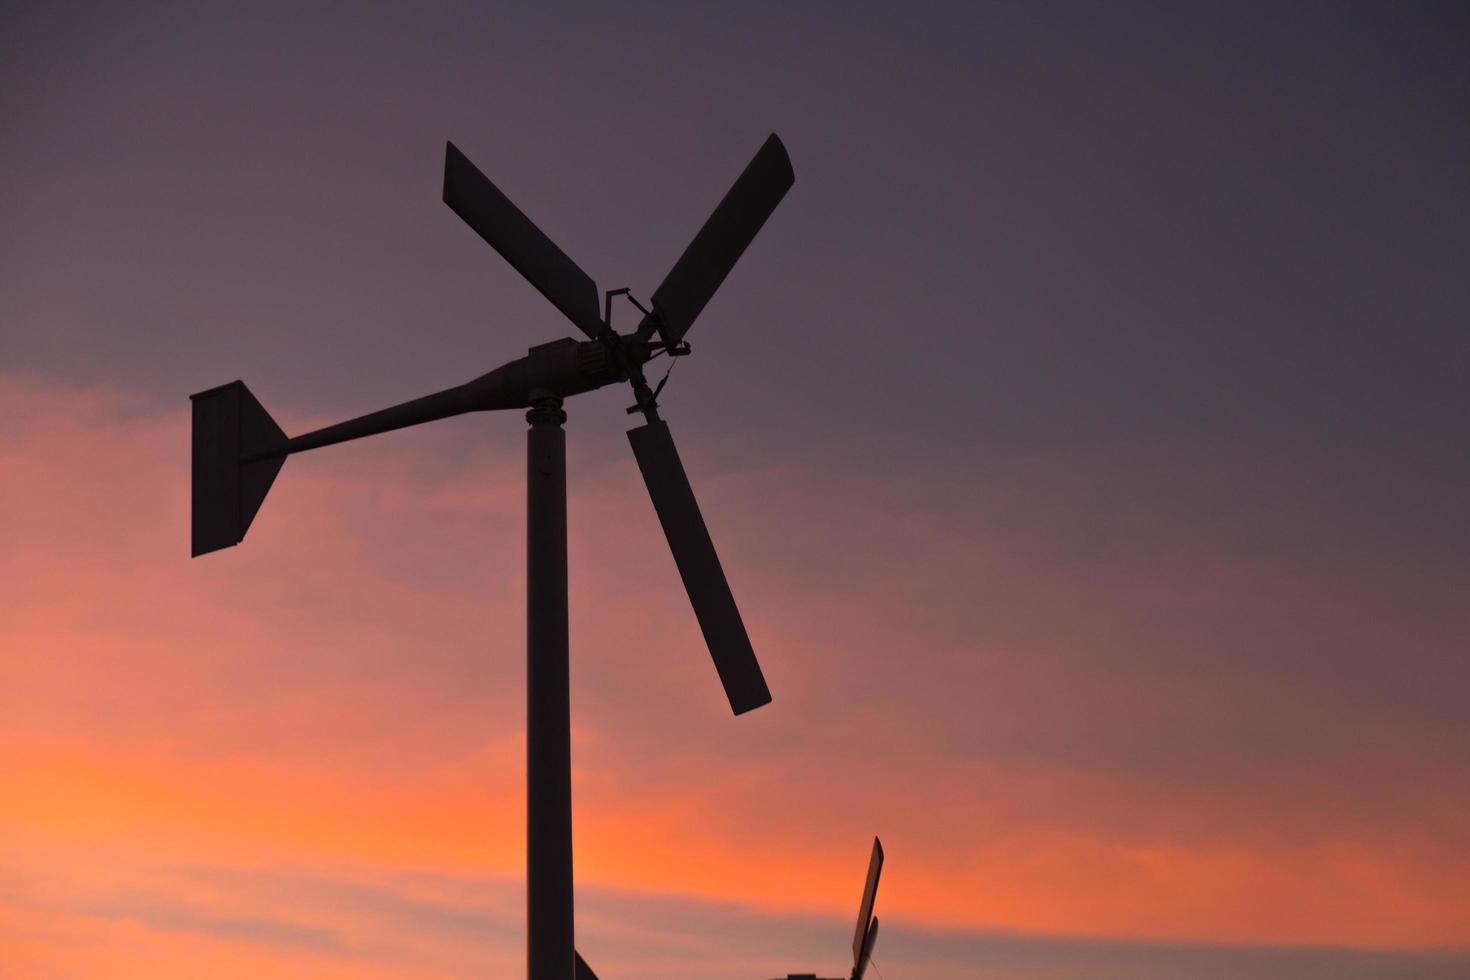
[
  {"x1": 628, "y1": 420, "x2": 771, "y2": 715},
  {"x1": 642, "y1": 134, "x2": 794, "y2": 345},
  {"x1": 852, "y1": 837, "x2": 884, "y2": 967},
  {"x1": 443, "y1": 141, "x2": 604, "y2": 339}
]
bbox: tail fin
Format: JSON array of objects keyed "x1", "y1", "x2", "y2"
[{"x1": 191, "y1": 381, "x2": 287, "y2": 556}]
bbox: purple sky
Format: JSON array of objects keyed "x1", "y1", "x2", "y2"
[{"x1": 3, "y1": 2, "x2": 1469, "y2": 977}]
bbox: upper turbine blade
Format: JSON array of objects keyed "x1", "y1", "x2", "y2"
[
  {"x1": 443, "y1": 141, "x2": 604, "y2": 339},
  {"x1": 628, "y1": 419, "x2": 771, "y2": 715},
  {"x1": 642, "y1": 134, "x2": 794, "y2": 345},
  {"x1": 852, "y1": 837, "x2": 884, "y2": 967}
]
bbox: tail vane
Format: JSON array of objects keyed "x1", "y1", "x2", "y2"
[{"x1": 191, "y1": 381, "x2": 287, "y2": 556}]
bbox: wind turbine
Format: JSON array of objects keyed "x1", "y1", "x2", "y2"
[
  {"x1": 770, "y1": 836, "x2": 885, "y2": 980},
  {"x1": 190, "y1": 134, "x2": 795, "y2": 980}
]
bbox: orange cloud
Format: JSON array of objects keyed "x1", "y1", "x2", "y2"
[{"x1": 3, "y1": 371, "x2": 1469, "y2": 978}]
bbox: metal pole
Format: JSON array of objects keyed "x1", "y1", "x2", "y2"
[{"x1": 526, "y1": 393, "x2": 573, "y2": 980}]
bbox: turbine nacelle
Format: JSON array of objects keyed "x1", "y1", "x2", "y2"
[{"x1": 474, "y1": 333, "x2": 658, "y2": 406}]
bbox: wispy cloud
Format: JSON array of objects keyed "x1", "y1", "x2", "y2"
[
  {"x1": 7, "y1": 857, "x2": 1467, "y2": 980},
  {"x1": 3, "y1": 372, "x2": 1468, "y2": 977}
]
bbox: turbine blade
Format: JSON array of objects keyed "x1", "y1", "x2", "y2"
[
  {"x1": 627, "y1": 420, "x2": 771, "y2": 715},
  {"x1": 443, "y1": 141, "x2": 603, "y2": 339},
  {"x1": 851, "y1": 917, "x2": 879, "y2": 980},
  {"x1": 574, "y1": 951, "x2": 600, "y2": 980},
  {"x1": 852, "y1": 837, "x2": 884, "y2": 966},
  {"x1": 643, "y1": 134, "x2": 794, "y2": 345}
]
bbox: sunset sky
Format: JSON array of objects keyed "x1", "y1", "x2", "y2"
[{"x1": 3, "y1": 2, "x2": 1469, "y2": 978}]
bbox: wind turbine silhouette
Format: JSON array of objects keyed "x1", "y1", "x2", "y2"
[
  {"x1": 771, "y1": 837, "x2": 885, "y2": 980},
  {"x1": 191, "y1": 134, "x2": 794, "y2": 979}
]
